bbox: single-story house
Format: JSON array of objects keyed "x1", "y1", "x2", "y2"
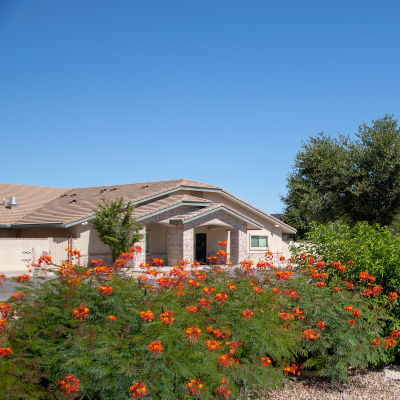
[{"x1": 0, "y1": 179, "x2": 296, "y2": 274}]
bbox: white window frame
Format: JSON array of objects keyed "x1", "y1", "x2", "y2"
[{"x1": 249, "y1": 234, "x2": 268, "y2": 251}]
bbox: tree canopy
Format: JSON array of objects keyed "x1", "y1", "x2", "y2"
[
  {"x1": 281, "y1": 114, "x2": 400, "y2": 238},
  {"x1": 92, "y1": 197, "x2": 143, "y2": 261}
]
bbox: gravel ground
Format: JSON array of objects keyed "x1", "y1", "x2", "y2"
[{"x1": 259, "y1": 366, "x2": 400, "y2": 400}]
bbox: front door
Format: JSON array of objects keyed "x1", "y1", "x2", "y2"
[{"x1": 195, "y1": 233, "x2": 207, "y2": 263}]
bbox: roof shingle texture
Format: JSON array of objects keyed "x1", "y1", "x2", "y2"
[{"x1": 5, "y1": 179, "x2": 219, "y2": 226}]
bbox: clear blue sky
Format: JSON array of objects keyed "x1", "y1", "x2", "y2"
[{"x1": 1, "y1": 0, "x2": 399, "y2": 214}]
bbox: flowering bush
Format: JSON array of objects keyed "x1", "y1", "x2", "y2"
[{"x1": 0, "y1": 246, "x2": 394, "y2": 399}]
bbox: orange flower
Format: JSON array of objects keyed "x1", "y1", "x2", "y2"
[
  {"x1": 159, "y1": 311, "x2": 175, "y2": 325},
  {"x1": 293, "y1": 308, "x2": 305, "y2": 319},
  {"x1": 99, "y1": 286, "x2": 112, "y2": 295},
  {"x1": 261, "y1": 356, "x2": 272, "y2": 366},
  {"x1": 345, "y1": 306, "x2": 353, "y2": 312},
  {"x1": 218, "y1": 353, "x2": 239, "y2": 367},
  {"x1": 187, "y1": 379, "x2": 203, "y2": 396},
  {"x1": 337, "y1": 265, "x2": 345, "y2": 273},
  {"x1": 225, "y1": 340, "x2": 240, "y2": 354},
  {"x1": 349, "y1": 319, "x2": 356, "y2": 325},
  {"x1": 307, "y1": 257, "x2": 315, "y2": 263},
  {"x1": 129, "y1": 381, "x2": 147, "y2": 398},
  {"x1": 0, "y1": 348, "x2": 12, "y2": 357},
  {"x1": 16, "y1": 274, "x2": 30, "y2": 283},
  {"x1": 317, "y1": 282, "x2": 325, "y2": 288},
  {"x1": 279, "y1": 256, "x2": 285, "y2": 261},
  {"x1": 197, "y1": 298, "x2": 212, "y2": 310},
  {"x1": 372, "y1": 286, "x2": 382, "y2": 296},
  {"x1": 334, "y1": 287, "x2": 340, "y2": 292},
  {"x1": 217, "y1": 378, "x2": 231, "y2": 399},
  {"x1": 254, "y1": 286, "x2": 263, "y2": 293},
  {"x1": 284, "y1": 363, "x2": 301, "y2": 376},
  {"x1": 317, "y1": 320, "x2": 325, "y2": 330},
  {"x1": 346, "y1": 282, "x2": 354, "y2": 290},
  {"x1": 72, "y1": 305, "x2": 89, "y2": 321},
  {"x1": 215, "y1": 293, "x2": 228, "y2": 304},
  {"x1": 11, "y1": 292, "x2": 24, "y2": 300},
  {"x1": 315, "y1": 261, "x2": 325, "y2": 269},
  {"x1": 279, "y1": 313, "x2": 294, "y2": 321},
  {"x1": 359, "y1": 271, "x2": 370, "y2": 282},
  {"x1": 290, "y1": 291, "x2": 299, "y2": 298},
  {"x1": 302, "y1": 329, "x2": 320, "y2": 342},
  {"x1": 186, "y1": 306, "x2": 198, "y2": 313},
  {"x1": 108, "y1": 315, "x2": 117, "y2": 321},
  {"x1": 226, "y1": 282, "x2": 236, "y2": 290},
  {"x1": 388, "y1": 292, "x2": 398, "y2": 303},
  {"x1": 186, "y1": 326, "x2": 201, "y2": 342},
  {"x1": 203, "y1": 286, "x2": 215, "y2": 294},
  {"x1": 148, "y1": 340, "x2": 163, "y2": 354},
  {"x1": 241, "y1": 309, "x2": 253, "y2": 320},
  {"x1": 0, "y1": 319, "x2": 7, "y2": 329},
  {"x1": 58, "y1": 374, "x2": 80, "y2": 397},
  {"x1": 140, "y1": 310, "x2": 154, "y2": 322},
  {"x1": 373, "y1": 339, "x2": 380, "y2": 346},
  {"x1": 218, "y1": 240, "x2": 228, "y2": 246},
  {"x1": 353, "y1": 309, "x2": 360, "y2": 318},
  {"x1": 205, "y1": 340, "x2": 222, "y2": 351}
]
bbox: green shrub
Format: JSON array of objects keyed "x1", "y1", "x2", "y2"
[
  {"x1": 291, "y1": 222, "x2": 400, "y2": 326},
  {"x1": 0, "y1": 248, "x2": 395, "y2": 400}
]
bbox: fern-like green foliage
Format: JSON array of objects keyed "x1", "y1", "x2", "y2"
[{"x1": 0, "y1": 249, "x2": 393, "y2": 399}]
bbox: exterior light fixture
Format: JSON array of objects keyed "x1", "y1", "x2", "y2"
[
  {"x1": 81, "y1": 221, "x2": 88, "y2": 225},
  {"x1": 274, "y1": 224, "x2": 280, "y2": 227}
]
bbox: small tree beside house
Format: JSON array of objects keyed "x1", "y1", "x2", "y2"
[{"x1": 92, "y1": 197, "x2": 143, "y2": 262}]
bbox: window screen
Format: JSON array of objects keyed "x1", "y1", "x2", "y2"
[{"x1": 251, "y1": 236, "x2": 268, "y2": 247}]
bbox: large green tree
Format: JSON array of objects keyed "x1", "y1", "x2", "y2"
[
  {"x1": 282, "y1": 114, "x2": 400, "y2": 238},
  {"x1": 92, "y1": 197, "x2": 143, "y2": 261}
]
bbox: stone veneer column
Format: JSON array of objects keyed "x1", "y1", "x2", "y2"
[
  {"x1": 133, "y1": 227, "x2": 146, "y2": 268},
  {"x1": 229, "y1": 226, "x2": 247, "y2": 265},
  {"x1": 183, "y1": 227, "x2": 194, "y2": 263},
  {"x1": 167, "y1": 226, "x2": 184, "y2": 266}
]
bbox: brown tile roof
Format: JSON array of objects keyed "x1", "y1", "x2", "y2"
[
  {"x1": 8, "y1": 179, "x2": 219, "y2": 227},
  {"x1": 0, "y1": 183, "x2": 67, "y2": 225},
  {"x1": 0, "y1": 179, "x2": 296, "y2": 233}
]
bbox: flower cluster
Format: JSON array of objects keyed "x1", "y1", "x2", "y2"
[
  {"x1": 0, "y1": 348, "x2": 12, "y2": 357},
  {"x1": 217, "y1": 378, "x2": 231, "y2": 398},
  {"x1": 72, "y1": 305, "x2": 89, "y2": 321},
  {"x1": 206, "y1": 340, "x2": 222, "y2": 351},
  {"x1": 187, "y1": 379, "x2": 203, "y2": 396},
  {"x1": 284, "y1": 363, "x2": 302, "y2": 376},
  {"x1": 186, "y1": 305, "x2": 198, "y2": 313},
  {"x1": 218, "y1": 353, "x2": 239, "y2": 367},
  {"x1": 159, "y1": 311, "x2": 175, "y2": 325},
  {"x1": 198, "y1": 298, "x2": 212, "y2": 310},
  {"x1": 388, "y1": 292, "x2": 398, "y2": 303},
  {"x1": 186, "y1": 326, "x2": 201, "y2": 342},
  {"x1": 129, "y1": 381, "x2": 147, "y2": 398},
  {"x1": 148, "y1": 341, "x2": 163, "y2": 354},
  {"x1": 58, "y1": 374, "x2": 80, "y2": 399},
  {"x1": 16, "y1": 274, "x2": 30, "y2": 283},
  {"x1": 11, "y1": 292, "x2": 24, "y2": 300},
  {"x1": 261, "y1": 356, "x2": 272, "y2": 366},
  {"x1": 140, "y1": 310, "x2": 154, "y2": 322},
  {"x1": 302, "y1": 329, "x2": 320, "y2": 342},
  {"x1": 226, "y1": 282, "x2": 236, "y2": 290},
  {"x1": 359, "y1": 271, "x2": 375, "y2": 283},
  {"x1": 108, "y1": 315, "x2": 117, "y2": 321},
  {"x1": 0, "y1": 302, "x2": 10, "y2": 318},
  {"x1": 385, "y1": 330, "x2": 400, "y2": 349},
  {"x1": 317, "y1": 320, "x2": 325, "y2": 330},
  {"x1": 241, "y1": 309, "x2": 253, "y2": 320},
  {"x1": 99, "y1": 285, "x2": 112, "y2": 295},
  {"x1": 215, "y1": 293, "x2": 228, "y2": 303}
]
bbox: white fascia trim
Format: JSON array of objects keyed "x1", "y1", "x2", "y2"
[
  {"x1": 64, "y1": 215, "x2": 96, "y2": 228},
  {"x1": 181, "y1": 205, "x2": 264, "y2": 229},
  {"x1": 136, "y1": 202, "x2": 210, "y2": 222},
  {"x1": 179, "y1": 186, "x2": 222, "y2": 193}
]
